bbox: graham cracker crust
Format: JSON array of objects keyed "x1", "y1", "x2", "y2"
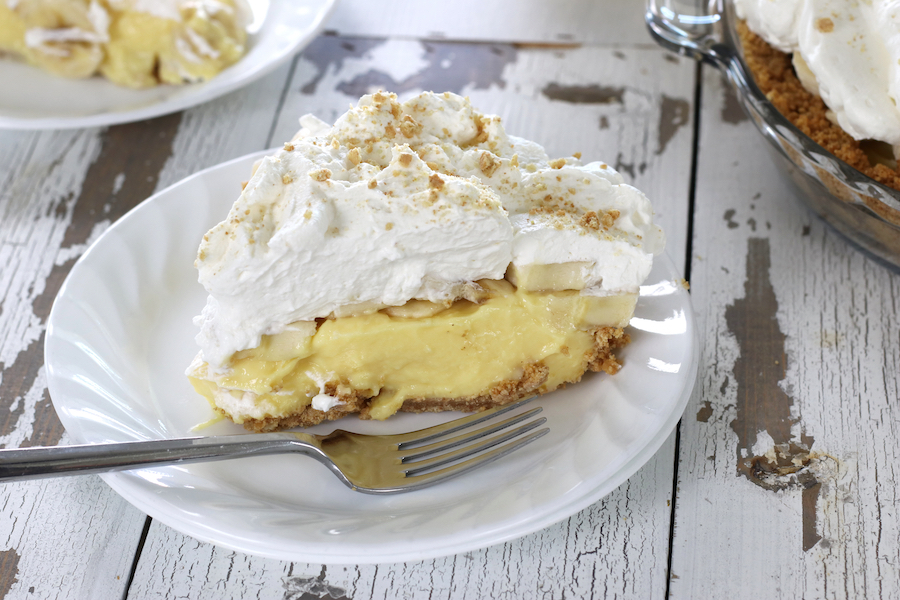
[
  {"x1": 226, "y1": 325, "x2": 629, "y2": 433},
  {"x1": 737, "y1": 21, "x2": 900, "y2": 191}
]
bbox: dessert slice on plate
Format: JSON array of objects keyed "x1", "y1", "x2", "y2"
[{"x1": 187, "y1": 91, "x2": 665, "y2": 431}]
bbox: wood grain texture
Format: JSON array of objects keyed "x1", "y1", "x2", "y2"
[
  {"x1": 0, "y1": 474, "x2": 147, "y2": 599},
  {"x1": 0, "y1": 63, "x2": 295, "y2": 600},
  {"x1": 125, "y1": 30, "x2": 694, "y2": 600},
  {"x1": 0, "y1": 119, "x2": 181, "y2": 599},
  {"x1": 668, "y1": 66, "x2": 900, "y2": 599},
  {"x1": 326, "y1": 0, "x2": 649, "y2": 46},
  {"x1": 127, "y1": 435, "x2": 677, "y2": 600}
]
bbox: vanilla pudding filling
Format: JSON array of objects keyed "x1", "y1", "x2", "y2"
[
  {"x1": 189, "y1": 285, "x2": 639, "y2": 424},
  {"x1": 187, "y1": 91, "x2": 664, "y2": 431}
]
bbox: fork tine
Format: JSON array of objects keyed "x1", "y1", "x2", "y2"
[
  {"x1": 403, "y1": 417, "x2": 547, "y2": 476},
  {"x1": 398, "y1": 427, "x2": 549, "y2": 489},
  {"x1": 390, "y1": 397, "x2": 539, "y2": 448},
  {"x1": 399, "y1": 407, "x2": 543, "y2": 462}
]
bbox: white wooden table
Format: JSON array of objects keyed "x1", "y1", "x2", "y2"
[{"x1": 1, "y1": 1, "x2": 898, "y2": 598}]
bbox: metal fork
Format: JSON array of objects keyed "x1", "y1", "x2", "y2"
[{"x1": 0, "y1": 398, "x2": 548, "y2": 494}]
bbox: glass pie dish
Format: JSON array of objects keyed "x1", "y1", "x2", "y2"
[{"x1": 646, "y1": 0, "x2": 900, "y2": 269}]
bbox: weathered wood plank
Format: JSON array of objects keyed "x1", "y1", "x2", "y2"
[
  {"x1": 126, "y1": 33, "x2": 694, "y2": 600},
  {"x1": 0, "y1": 125, "x2": 153, "y2": 599},
  {"x1": 127, "y1": 435, "x2": 677, "y2": 600},
  {"x1": 0, "y1": 63, "x2": 295, "y2": 599},
  {"x1": 0, "y1": 475, "x2": 147, "y2": 600},
  {"x1": 326, "y1": 0, "x2": 650, "y2": 46},
  {"x1": 669, "y1": 66, "x2": 900, "y2": 598}
]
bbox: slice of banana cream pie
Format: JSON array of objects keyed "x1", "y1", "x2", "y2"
[{"x1": 187, "y1": 91, "x2": 665, "y2": 432}]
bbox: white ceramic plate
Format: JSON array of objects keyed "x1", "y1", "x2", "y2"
[
  {"x1": 45, "y1": 150, "x2": 698, "y2": 563},
  {"x1": 0, "y1": 0, "x2": 335, "y2": 130}
]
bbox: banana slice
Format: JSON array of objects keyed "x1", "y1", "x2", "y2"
[
  {"x1": 8, "y1": 0, "x2": 106, "y2": 79},
  {"x1": 160, "y1": 0, "x2": 247, "y2": 85},
  {"x1": 331, "y1": 300, "x2": 388, "y2": 318},
  {"x1": 382, "y1": 300, "x2": 452, "y2": 319},
  {"x1": 506, "y1": 262, "x2": 592, "y2": 292},
  {"x1": 233, "y1": 321, "x2": 317, "y2": 363},
  {"x1": 102, "y1": 0, "x2": 247, "y2": 88},
  {"x1": 581, "y1": 294, "x2": 638, "y2": 328}
]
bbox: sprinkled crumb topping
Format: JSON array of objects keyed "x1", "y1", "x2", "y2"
[{"x1": 192, "y1": 91, "x2": 664, "y2": 366}]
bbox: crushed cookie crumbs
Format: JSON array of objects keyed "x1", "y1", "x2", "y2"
[
  {"x1": 400, "y1": 115, "x2": 423, "y2": 138},
  {"x1": 429, "y1": 173, "x2": 445, "y2": 190},
  {"x1": 737, "y1": 21, "x2": 900, "y2": 191},
  {"x1": 816, "y1": 17, "x2": 834, "y2": 33},
  {"x1": 310, "y1": 169, "x2": 332, "y2": 182},
  {"x1": 601, "y1": 209, "x2": 620, "y2": 228},
  {"x1": 479, "y1": 151, "x2": 501, "y2": 177},
  {"x1": 580, "y1": 211, "x2": 601, "y2": 230}
]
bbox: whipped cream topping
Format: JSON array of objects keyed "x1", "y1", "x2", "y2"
[
  {"x1": 194, "y1": 92, "x2": 664, "y2": 367},
  {"x1": 735, "y1": 0, "x2": 900, "y2": 147},
  {"x1": 212, "y1": 389, "x2": 272, "y2": 420},
  {"x1": 306, "y1": 371, "x2": 345, "y2": 412}
]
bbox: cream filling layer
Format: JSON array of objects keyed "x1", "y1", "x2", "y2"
[{"x1": 188, "y1": 280, "x2": 637, "y2": 423}]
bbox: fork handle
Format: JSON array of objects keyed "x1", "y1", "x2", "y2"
[{"x1": 0, "y1": 433, "x2": 322, "y2": 482}]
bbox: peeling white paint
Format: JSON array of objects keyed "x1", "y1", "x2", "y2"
[{"x1": 112, "y1": 172, "x2": 126, "y2": 195}]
